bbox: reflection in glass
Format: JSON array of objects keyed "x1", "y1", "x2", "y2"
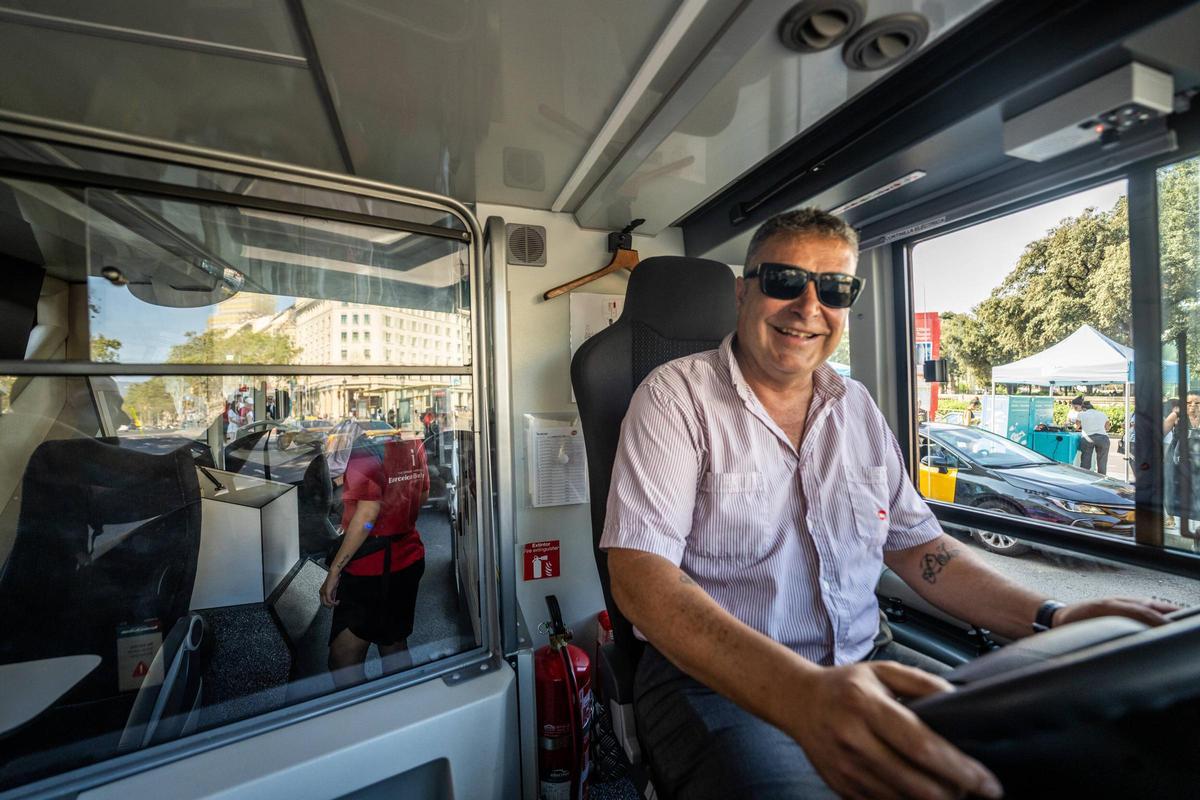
[
  {"x1": 1158, "y1": 156, "x2": 1200, "y2": 550},
  {"x1": 0, "y1": 369, "x2": 480, "y2": 787}
]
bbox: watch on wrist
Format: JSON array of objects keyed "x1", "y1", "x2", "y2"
[{"x1": 1033, "y1": 600, "x2": 1066, "y2": 633}]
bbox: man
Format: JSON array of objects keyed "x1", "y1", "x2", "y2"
[{"x1": 600, "y1": 208, "x2": 1175, "y2": 799}]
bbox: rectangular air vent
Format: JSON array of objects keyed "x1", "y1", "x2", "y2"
[{"x1": 506, "y1": 224, "x2": 547, "y2": 267}]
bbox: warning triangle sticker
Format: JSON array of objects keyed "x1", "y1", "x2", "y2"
[{"x1": 133, "y1": 661, "x2": 148, "y2": 678}]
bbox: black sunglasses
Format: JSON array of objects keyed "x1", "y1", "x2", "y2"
[{"x1": 744, "y1": 262, "x2": 864, "y2": 308}]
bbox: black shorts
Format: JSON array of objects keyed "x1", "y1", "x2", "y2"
[{"x1": 329, "y1": 558, "x2": 425, "y2": 646}]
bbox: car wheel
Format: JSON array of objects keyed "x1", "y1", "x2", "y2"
[{"x1": 969, "y1": 499, "x2": 1033, "y2": 556}]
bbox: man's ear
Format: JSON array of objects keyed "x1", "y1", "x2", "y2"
[{"x1": 735, "y1": 275, "x2": 746, "y2": 307}]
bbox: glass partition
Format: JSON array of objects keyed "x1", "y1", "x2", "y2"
[{"x1": 0, "y1": 160, "x2": 483, "y2": 789}]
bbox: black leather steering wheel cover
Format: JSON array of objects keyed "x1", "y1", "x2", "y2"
[{"x1": 910, "y1": 615, "x2": 1200, "y2": 797}]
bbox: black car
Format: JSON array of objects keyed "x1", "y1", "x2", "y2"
[{"x1": 918, "y1": 422, "x2": 1135, "y2": 555}]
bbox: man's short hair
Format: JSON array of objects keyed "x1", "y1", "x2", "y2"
[{"x1": 743, "y1": 208, "x2": 860, "y2": 275}]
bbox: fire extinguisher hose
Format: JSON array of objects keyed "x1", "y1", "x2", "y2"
[{"x1": 560, "y1": 642, "x2": 582, "y2": 800}]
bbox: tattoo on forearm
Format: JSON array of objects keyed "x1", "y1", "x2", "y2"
[
  {"x1": 336, "y1": 555, "x2": 350, "y2": 569},
  {"x1": 920, "y1": 542, "x2": 960, "y2": 584}
]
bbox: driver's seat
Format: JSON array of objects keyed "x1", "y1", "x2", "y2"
[{"x1": 571, "y1": 255, "x2": 737, "y2": 773}]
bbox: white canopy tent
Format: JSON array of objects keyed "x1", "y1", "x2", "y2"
[{"x1": 989, "y1": 324, "x2": 1178, "y2": 477}]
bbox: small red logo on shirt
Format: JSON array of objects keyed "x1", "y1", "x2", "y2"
[{"x1": 877, "y1": 509, "x2": 887, "y2": 521}]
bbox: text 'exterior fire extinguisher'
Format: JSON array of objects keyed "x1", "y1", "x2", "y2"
[{"x1": 535, "y1": 595, "x2": 592, "y2": 800}]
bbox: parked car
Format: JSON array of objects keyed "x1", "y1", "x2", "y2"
[
  {"x1": 359, "y1": 420, "x2": 403, "y2": 441},
  {"x1": 918, "y1": 422, "x2": 1134, "y2": 555}
]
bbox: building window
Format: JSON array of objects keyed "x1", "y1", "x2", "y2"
[
  {"x1": 341, "y1": 314, "x2": 347, "y2": 324},
  {"x1": 364, "y1": 314, "x2": 370, "y2": 324},
  {"x1": 385, "y1": 332, "x2": 392, "y2": 343},
  {"x1": 352, "y1": 332, "x2": 359, "y2": 342},
  {"x1": 363, "y1": 349, "x2": 371, "y2": 359},
  {"x1": 364, "y1": 332, "x2": 370, "y2": 342},
  {"x1": 340, "y1": 349, "x2": 348, "y2": 360},
  {"x1": 353, "y1": 314, "x2": 359, "y2": 324},
  {"x1": 385, "y1": 349, "x2": 391, "y2": 360},
  {"x1": 341, "y1": 332, "x2": 347, "y2": 342}
]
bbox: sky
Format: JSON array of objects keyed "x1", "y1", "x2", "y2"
[
  {"x1": 911, "y1": 180, "x2": 1127, "y2": 315},
  {"x1": 91, "y1": 283, "x2": 295, "y2": 362}
]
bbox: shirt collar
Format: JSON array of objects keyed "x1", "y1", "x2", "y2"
[{"x1": 720, "y1": 333, "x2": 847, "y2": 404}]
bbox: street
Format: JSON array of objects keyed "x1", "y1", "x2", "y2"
[{"x1": 947, "y1": 530, "x2": 1200, "y2": 609}]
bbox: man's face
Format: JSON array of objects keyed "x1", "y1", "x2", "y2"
[
  {"x1": 734, "y1": 233, "x2": 856, "y2": 386},
  {"x1": 1187, "y1": 396, "x2": 1200, "y2": 426}
]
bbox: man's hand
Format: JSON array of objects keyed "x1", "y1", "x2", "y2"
[
  {"x1": 787, "y1": 662, "x2": 1003, "y2": 800},
  {"x1": 320, "y1": 569, "x2": 341, "y2": 608},
  {"x1": 1054, "y1": 596, "x2": 1178, "y2": 628}
]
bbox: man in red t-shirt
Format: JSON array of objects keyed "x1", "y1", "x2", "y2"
[{"x1": 320, "y1": 436, "x2": 429, "y2": 686}]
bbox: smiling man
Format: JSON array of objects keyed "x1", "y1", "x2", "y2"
[{"x1": 600, "y1": 208, "x2": 1174, "y2": 799}]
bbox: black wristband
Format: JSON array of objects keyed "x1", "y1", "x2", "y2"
[{"x1": 1033, "y1": 600, "x2": 1066, "y2": 633}]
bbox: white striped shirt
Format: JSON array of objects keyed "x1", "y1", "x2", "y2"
[{"x1": 600, "y1": 334, "x2": 942, "y2": 665}]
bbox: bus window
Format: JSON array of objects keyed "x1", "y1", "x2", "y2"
[
  {"x1": 0, "y1": 168, "x2": 485, "y2": 788},
  {"x1": 904, "y1": 181, "x2": 1200, "y2": 605},
  {"x1": 1159, "y1": 155, "x2": 1200, "y2": 551}
]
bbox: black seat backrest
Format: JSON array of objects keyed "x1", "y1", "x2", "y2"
[
  {"x1": 0, "y1": 437, "x2": 201, "y2": 699},
  {"x1": 571, "y1": 256, "x2": 737, "y2": 665}
]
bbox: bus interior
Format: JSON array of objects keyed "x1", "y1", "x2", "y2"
[{"x1": 1, "y1": 1, "x2": 1200, "y2": 797}]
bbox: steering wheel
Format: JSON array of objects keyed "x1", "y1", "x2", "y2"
[{"x1": 910, "y1": 607, "x2": 1200, "y2": 798}]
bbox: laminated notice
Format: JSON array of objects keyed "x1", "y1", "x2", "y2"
[{"x1": 117, "y1": 620, "x2": 164, "y2": 692}]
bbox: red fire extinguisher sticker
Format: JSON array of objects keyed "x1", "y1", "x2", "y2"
[{"x1": 524, "y1": 540, "x2": 561, "y2": 581}]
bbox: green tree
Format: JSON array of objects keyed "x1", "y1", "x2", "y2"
[
  {"x1": 90, "y1": 335, "x2": 122, "y2": 363},
  {"x1": 938, "y1": 194, "x2": 1136, "y2": 387},
  {"x1": 1159, "y1": 159, "x2": 1200, "y2": 378},
  {"x1": 124, "y1": 377, "x2": 174, "y2": 427},
  {"x1": 167, "y1": 329, "x2": 297, "y2": 365}
]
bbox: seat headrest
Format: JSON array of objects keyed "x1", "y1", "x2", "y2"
[{"x1": 619, "y1": 256, "x2": 737, "y2": 339}]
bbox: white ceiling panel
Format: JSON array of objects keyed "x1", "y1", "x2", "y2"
[
  {"x1": 574, "y1": 0, "x2": 996, "y2": 235},
  {"x1": 302, "y1": 0, "x2": 683, "y2": 207},
  {"x1": 0, "y1": 19, "x2": 345, "y2": 171},
  {"x1": 0, "y1": 0, "x2": 303, "y2": 55}
]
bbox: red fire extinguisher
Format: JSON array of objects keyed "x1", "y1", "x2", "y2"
[{"x1": 536, "y1": 595, "x2": 592, "y2": 800}]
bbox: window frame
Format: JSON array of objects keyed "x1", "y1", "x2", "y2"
[
  {"x1": 889, "y1": 136, "x2": 1200, "y2": 581},
  {"x1": 0, "y1": 117, "x2": 504, "y2": 794}
]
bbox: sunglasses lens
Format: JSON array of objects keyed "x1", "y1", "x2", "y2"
[
  {"x1": 817, "y1": 275, "x2": 862, "y2": 308},
  {"x1": 760, "y1": 264, "x2": 807, "y2": 299},
  {"x1": 755, "y1": 263, "x2": 863, "y2": 307}
]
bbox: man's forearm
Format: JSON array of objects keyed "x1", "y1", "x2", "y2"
[
  {"x1": 607, "y1": 548, "x2": 821, "y2": 729},
  {"x1": 884, "y1": 534, "x2": 1044, "y2": 639}
]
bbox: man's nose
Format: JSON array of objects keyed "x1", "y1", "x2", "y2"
[{"x1": 787, "y1": 279, "x2": 822, "y2": 316}]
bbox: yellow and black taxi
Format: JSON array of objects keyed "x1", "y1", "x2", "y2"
[{"x1": 918, "y1": 422, "x2": 1135, "y2": 555}]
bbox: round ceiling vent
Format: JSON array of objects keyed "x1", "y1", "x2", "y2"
[
  {"x1": 778, "y1": 0, "x2": 864, "y2": 53},
  {"x1": 842, "y1": 13, "x2": 929, "y2": 71}
]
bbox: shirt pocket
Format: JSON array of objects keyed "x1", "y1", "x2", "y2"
[
  {"x1": 691, "y1": 471, "x2": 768, "y2": 559},
  {"x1": 843, "y1": 464, "x2": 890, "y2": 545}
]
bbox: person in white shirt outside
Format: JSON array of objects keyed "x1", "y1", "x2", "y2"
[
  {"x1": 601, "y1": 208, "x2": 1176, "y2": 800},
  {"x1": 1075, "y1": 400, "x2": 1112, "y2": 474},
  {"x1": 1067, "y1": 395, "x2": 1085, "y2": 429}
]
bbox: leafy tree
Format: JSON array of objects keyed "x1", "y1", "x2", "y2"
[
  {"x1": 167, "y1": 329, "x2": 297, "y2": 365},
  {"x1": 124, "y1": 377, "x2": 174, "y2": 427},
  {"x1": 90, "y1": 335, "x2": 122, "y2": 363}
]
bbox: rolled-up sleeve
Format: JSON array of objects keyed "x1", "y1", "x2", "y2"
[
  {"x1": 599, "y1": 381, "x2": 702, "y2": 565},
  {"x1": 881, "y1": 418, "x2": 944, "y2": 551}
]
